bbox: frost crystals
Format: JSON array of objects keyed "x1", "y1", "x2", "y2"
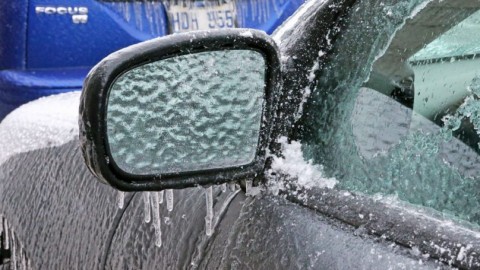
[{"x1": 205, "y1": 186, "x2": 214, "y2": 236}]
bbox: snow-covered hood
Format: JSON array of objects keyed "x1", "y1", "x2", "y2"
[{"x1": 0, "y1": 91, "x2": 80, "y2": 166}]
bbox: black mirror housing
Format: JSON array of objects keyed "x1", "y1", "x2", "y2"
[{"x1": 79, "y1": 29, "x2": 281, "y2": 191}]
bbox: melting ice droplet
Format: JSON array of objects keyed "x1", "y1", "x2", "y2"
[
  {"x1": 205, "y1": 186, "x2": 214, "y2": 236},
  {"x1": 166, "y1": 189, "x2": 174, "y2": 212},
  {"x1": 143, "y1": 192, "x2": 151, "y2": 223}
]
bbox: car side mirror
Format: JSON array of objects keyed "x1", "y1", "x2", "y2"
[{"x1": 79, "y1": 29, "x2": 280, "y2": 191}]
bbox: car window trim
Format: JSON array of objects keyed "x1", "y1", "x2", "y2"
[{"x1": 281, "y1": 183, "x2": 480, "y2": 269}]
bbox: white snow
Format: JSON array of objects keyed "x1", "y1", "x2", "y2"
[
  {"x1": 457, "y1": 246, "x2": 467, "y2": 261},
  {"x1": 0, "y1": 91, "x2": 80, "y2": 166},
  {"x1": 239, "y1": 30, "x2": 254, "y2": 38},
  {"x1": 272, "y1": 0, "x2": 324, "y2": 43},
  {"x1": 245, "y1": 180, "x2": 262, "y2": 196},
  {"x1": 294, "y1": 49, "x2": 327, "y2": 120},
  {"x1": 269, "y1": 136, "x2": 337, "y2": 189}
]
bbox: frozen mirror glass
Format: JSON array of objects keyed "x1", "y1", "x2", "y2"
[{"x1": 106, "y1": 50, "x2": 266, "y2": 175}]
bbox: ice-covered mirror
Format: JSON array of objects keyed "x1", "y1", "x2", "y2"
[{"x1": 106, "y1": 50, "x2": 266, "y2": 175}]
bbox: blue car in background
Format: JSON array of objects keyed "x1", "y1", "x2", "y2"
[{"x1": 0, "y1": 0, "x2": 304, "y2": 120}]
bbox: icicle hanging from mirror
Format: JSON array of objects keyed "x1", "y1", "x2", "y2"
[
  {"x1": 151, "y1": 192, "x2": 162, "y2": 247},
  {"x1": 166, "y1": 189, "x2": 174, "y2": 212},
  {"x1": 143, "y1": 192, "x2": 151, "y2": 223},
  {"x1": 205, "y1": 186, "x2": 214, "y2": 236}
]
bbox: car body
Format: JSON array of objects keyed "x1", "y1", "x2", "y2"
[
  {"x1": 0, "y1": 0, "x2": 304, "y2": 120},
  {"x1": 2, "y1": 0, "x2": 480, "y2": 269}
]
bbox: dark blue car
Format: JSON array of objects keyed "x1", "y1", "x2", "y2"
[{"x1": 0, "y1": 0, "x2": 304, "y2": 120}]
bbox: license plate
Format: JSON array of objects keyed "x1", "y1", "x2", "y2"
[{"x1": 166, "y1": 2, "x2": 236, "y2": 33}]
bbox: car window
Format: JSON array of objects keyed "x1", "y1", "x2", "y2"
[
  {"x1": 411, "y1": 10, "x2": 480, "y2": 61},
  {"x1": 297, "y1": 0, "x2": 480, "y2": 227}
]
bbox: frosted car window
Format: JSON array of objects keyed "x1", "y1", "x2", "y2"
[
  {"x1": 106, "y1": 50, "x2": 265, "y2": 175},
  {"x1": 299, "y1": 0, "x2": 480, "y2": 227}
]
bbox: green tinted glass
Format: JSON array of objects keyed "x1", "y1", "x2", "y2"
[{"x1": 300, "y1": 0, "x2": 480, "y2": 226}]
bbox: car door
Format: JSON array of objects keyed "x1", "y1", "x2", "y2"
[{"x1": 0, "y1": 92, "x2": 128, "y2": 269}]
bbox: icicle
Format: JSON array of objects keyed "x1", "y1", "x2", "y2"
[
  {"x1": 117, "y1": 191, "x2": 125, "y2": 209},
  {"x1": 245, "y1": 180, "x2": 253, "y2": 195},
  {"x1": 158, "y1": 190, "x2": 164, "y2": 204},
  {"x1": 229, "y1": 182, "x2": 236, "y2": 192},
  {"x1": 204, "y1": 186, "x2": 214, "y2": 236},
  {"x1": 150, "y1": 192, "x2": 162, "y2": 247},
  {"x1": 143, "y1": 192, "x2": 151, "y2": 223},
  {"x1": 0, "y1": 215, "x2": 3, "y2": 236},
  {"x1": 17, "y1": 249, "x2": 21, "y2": 270},
  {"x1": 221, "y1": 183, "x2": 227, "y2": 192},
  {"x1": 134, "y1": 1, "x2": 143, "y2": 31},
  {"x1": 124, "y1": 2, "x2": 131, "y2": 22},
  {"x1": 12, "y1": 231, "x2": 17, "y2": 270},
  {"x1": 21, "y1": 251, "x2": 27, "y2": 270},
  {"x1": 166, "y1": 189, "x2": 174, "y2": 212},
  {"x1": 4, "y1": 219, "x2": 9, "y2": 250}
]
